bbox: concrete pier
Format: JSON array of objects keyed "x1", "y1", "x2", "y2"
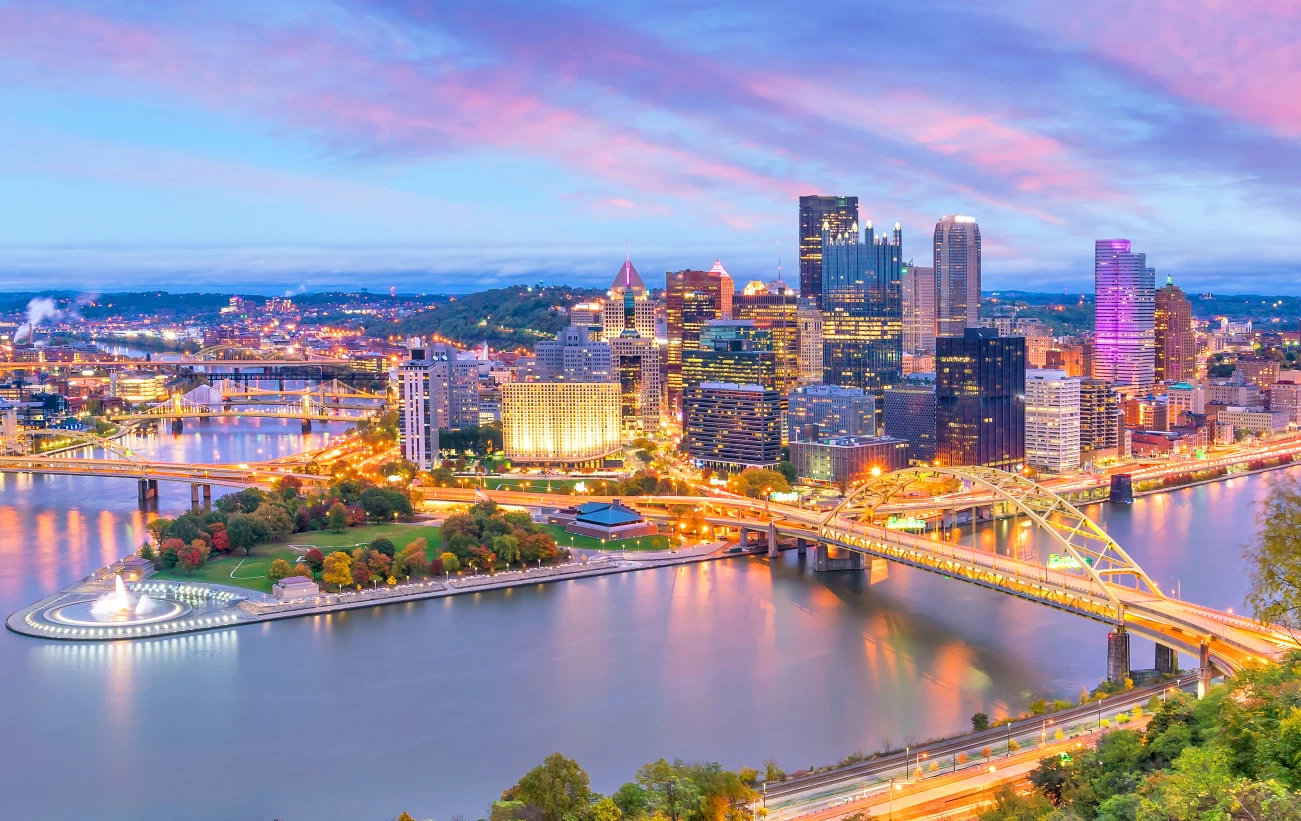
[
  {"x1": 1107, "y1": 629, "x2": 1131, "y2": 684},
  {"x1": 813, "y1": 542, "x2": 864, "y2": 572},
  {"x1": 1155, "y1": 643, "x2": 1179, "y2": 676}
]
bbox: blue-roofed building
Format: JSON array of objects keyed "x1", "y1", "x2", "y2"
[{"x1": 549, "y1": 501, "x2": 660, "y2": 540}]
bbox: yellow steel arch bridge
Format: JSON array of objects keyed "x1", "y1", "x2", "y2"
[{"x1": 424, "y1": 466, "x2": 1300, "y2": 680}]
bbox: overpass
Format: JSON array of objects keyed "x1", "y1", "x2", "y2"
[{"x1": 423, "y1": 466, "x2": 1299, "y2": 687}]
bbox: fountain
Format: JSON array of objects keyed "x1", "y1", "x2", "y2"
[{"x1": 46, "y1": 574, "x2": 189, "y2": 627}]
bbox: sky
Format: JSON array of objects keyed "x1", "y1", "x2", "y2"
[{"x1": 0, "y1": 0, "x2": 1299, "y2": 295}]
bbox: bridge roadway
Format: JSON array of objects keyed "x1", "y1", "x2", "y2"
[
  {"x1": 422, "y1": 485, "x2": 1299, "y2": 678},
  {"x1": 0, "y1": 454, "x2": 327, "y2": 487}
]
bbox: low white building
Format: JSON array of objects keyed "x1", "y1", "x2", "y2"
[
  {"x1": 272, "y1": 576, "x2": 319, "y2": 601},
  {"x1": 1025, "y1": 369, "x2": 1081, "y2": 472},
  {"x1": 1219, "y1": 406, "x2": 1290, "y2": 436}
]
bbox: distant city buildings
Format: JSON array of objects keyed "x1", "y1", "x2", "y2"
[
  {"x1": 902, "y1": 262, "x2": 936, "y2": 354},
  {"x1": 799, "y1": 195, "x2": 859, "y2": 308},
  {"x1": 934, "y1": 215, "x2": 981, "y2": 337},
  {"x1": 1025, "y1": 369, "x2": 1081, "y2": 472},
  {"x1": 397, "y1": 341, "x2": 480, "y2": 468},
  {"x1": 786, "y1": 383, "x2": 876, "y2": 442},
  {"x1": 1154, "y1": 275, "x2": 1195, "y2": 383},
  {"x1": 1093, "y1": 239, "x2": 1156, "y2": 388},
  {"x1": 820, "y1": 219, "x2": 904, "y2": 410},
  {"x1": 936, "y1": 328, "x2": 1025, "y2": 469},
  {"x1": 683, "y1": 382, "x2": 782, "y2": 472}
]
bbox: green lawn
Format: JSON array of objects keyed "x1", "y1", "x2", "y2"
[
  {"x1": 479, "y1": 477, "x2": 612, "y2": 494},
  {"x1": 538, "y1": 524, "x2": 676, "y2": 552},
  {"x1": 152, "y1": 523, "x2": 445, "y2": 593}
]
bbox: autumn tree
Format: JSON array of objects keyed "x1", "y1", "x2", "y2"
[
  {"x1": 441, "y1": 552, "x2": 460, "y2": 574},
  {"x1": 303, "y1": 548, "x2": 325, "y2": 574},
  {"x1": 252, "y1": 502, "x2": 295, "y2": 539},
  {"x1": 321, "y1": 551, "x2": 353, "y2": 590},
  {"x1": 268, "y1": 558, "x2": 294, "y2": 582}
]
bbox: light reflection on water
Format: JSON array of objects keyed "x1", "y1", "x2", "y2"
[{"x1": 0, "y1": 429, "x2": 1292, "y2": 821}]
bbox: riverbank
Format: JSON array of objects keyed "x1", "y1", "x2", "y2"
[{"x1": 6, "y1": 540, "x2": 733, "y2": 642}]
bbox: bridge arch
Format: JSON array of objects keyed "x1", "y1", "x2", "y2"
[
  {"x1": 191, "y1": 344, "x2": 275, "y2": 361},
  {"x1": 823, "y1": 466, "x2": 1165, "y2": 614},
  {"x1": 21, "y1": 429, "x2": 150, "y2": 465}
]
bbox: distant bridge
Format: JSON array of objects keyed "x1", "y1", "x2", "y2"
[
  {"x1": 424, "y1": 466, "x2": 1300, "y2": 686},
  {"x1": 113, "y1": 382, "x2": 384, "y2": 428}
]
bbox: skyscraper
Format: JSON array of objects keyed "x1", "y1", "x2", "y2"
[
  {"x1": 680, "y1": 320, "x2": 778, "y2": 395},
  {"x1": 820, "y1": 219, "x2": 904, "y2": 411},
  {"x1": 799, "y1": 195, "x2": 859, "y2": 307},
  {"x1": 1025, "y1": 369, "x2": 1081, "y2": 472},
  {"x1": 1154, "y1": 275, "x2": 1195, "y2": 383},
  {"x1": 734, "y1": 280, "x2": 800, "y2": 397},
  {"x1": 533, "y1": 326, "x2": 613, "y2": 382},
  {"x1": 397, "y1": 341, "x2": 480, "y2": 468},
  {"x1": 1093, "y1": 239, "x2": 1156, "y2": 388},
  {"x1": 610, "y1": 333, "x2": 664, "y2": 435},
  {"x1": 796, "y1": 298, "x2": 824, "y2": 383},
  {"x1": 1080, "y1": 378, "x2": 1121, "y2": 456},
  {"x1": 786, "y1": 384, "x2": 876, "y2": 442},
  {"x1": 934, "y1": 215, "x2": 981, "y2": 337},
  {"x1": 936, "y1": 328, "x2": 1025, "y2": 469},
  {"x1": 683, "y1": 382, "x2": 783, "y2": 472},
  {"x1": 666, "y1": 263, "x2": 733, "y2": 411},
  {"x1": 902, "y1": 262, "x2": 936, "y2": 353},
  {"x1": 600, "y1": 254, "x2": 657, "y2": 341},
  {"x1": 884, "y1": 381, "x2": 937, "y2": 463}
]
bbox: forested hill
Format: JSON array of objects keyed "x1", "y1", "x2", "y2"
[{"x1": 369, "y1": 285, "x2": 605, "y2": 349}]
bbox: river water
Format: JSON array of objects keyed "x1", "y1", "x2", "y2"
[{"x1": 0, "y1": 421, "x2": 1288, "y2": 821}]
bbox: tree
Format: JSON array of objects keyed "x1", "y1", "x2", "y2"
[
  {"x1": 321, "y1": 552, "x2": 353, "y2": 590},
  {"x1": 226, "y1": 513, "x2": 270, "y2": 554},
  {"x1": 268, "y1": 558, "x2": 294, "y2": 581},
  {"x1": 209, "y1": 525, "x2": 231, "y2": 553},
  {"x1": 972, "y1": 712, "x2": 990, "y2": 732},
  {"x1": 303, "y1": 548, "x2": 325, "y2": 574},
  {"x1": 512, "y1": 753, "x2": 592, "y2": 821},
  {"x1": 177, "y1": 543, "x2": 205, "y2": 573},
  {"x1": 370, "y1": 537, "x2": 396, "y2": 559},
  {"x1": 978, "y1": 785, "x2": 1051, "y2": 820},
  {"x1": 590, "y1": 796, "x2": 622, "y2": 821},
  {"x1": 1245, "y1": 474, "x2": 1301, "y2": 634},
  {"x1": 636, "y1": 759, "x2": 700, "y2": 821},
  {"x1": 396, "y1": 541, "x2": 428, "y2": 577},
  {"x1": 252, "y1": 502, "x2": 295, "y2": 539},
  {"x1": 494, "y1": 534, "x2": 521, "y2": 567},
  {"x1": 326, "y1": 502, "x2": 348, "y2": 533},
  {"x1": 727, "y1": 467, "x2": 790, "y2": 499},
  {"x1": 611, "y1": 783, "x2": 651, "y2": 818},
  {"x1": 138, "y1": 541, "x2": 154, "y2": 562},
  {"x1": 159, "y1": 545, "x2": 179, "y2": 569},
  {"x1": 441, "y1": 552, "x2": 460, "y2": 574}
]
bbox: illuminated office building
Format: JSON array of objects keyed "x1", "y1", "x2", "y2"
[
  {"x1": 734, "y1": 280, "x2": 800, "y2": 397},
  {"x1": 934, "y1": 215, "x2": 981, "y2": 337},
  {"x1": 680, "y1": 321, "x2": 777, "y2": 397},
  {"x1": 610, "y1": 333, "x2": 664, "y2": 435},
  {"x1": 797, "y1": 298, "x2": 824, "y2": 383},
  {"x1": 533, "y1": 326, "x2": 613, "y2": 382},
  {"x1": 501, "y1": 382, "x2": 622, "y2": 465},
  {"x1": 799, "y1": 195, "x2": 859, "y2": 308},
  {"x1": 1093, "y1": 239, "x2": 1156, "y2": 388},
  {"x1": 903, "y1": 262, "x2": 936, "y2": 353},
  {"x1": 936, "y1": 328, "x2": 1025, "y2": 469},
  {"x1": 600, "y1": 255, "x2": 657, "y2": 341},
  {"x1": 683, "y1": 382, "x2": 782, "y2": 472},
  {"x1": 786, "y1": 383, "x2": 876, "y2": 442},
  {"x1": 1025, "y1": 369, "x2": 1081, "y2": 472},
  {"x1": 397, "y1": 341, "x2": 480, "y2": 469},
  {"x1": 1155, "y1": 275, "x2": 1195, "y2": 383},
  {"x1": 666, "y1": 263, "x2": 733, "y2": 411},
  {"x1": 820, "y1": 219, "x2": 904, "y2": 413},
  {"x1": 1080, "y1": 378, "x2": 1121, "y2": 456}
]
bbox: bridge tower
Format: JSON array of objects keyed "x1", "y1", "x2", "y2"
[{"x1": 300, "y1": 394, "x2": 313, "y2": 434}]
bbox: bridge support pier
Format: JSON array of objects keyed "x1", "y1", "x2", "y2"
[
  {"x1": 1155, "y1": 643, "x2": 1179, "y2": 676},
  {"x1": 767, "y1": 522, "x2": 778, "y2": 558},
  {"x1": 1109, "y1": 474, "x2": 1134, "y2": 504},
  {"x1": 796, "y1": 538, "x2": 808, "y2": 557},
  {"x1": 137, "y1": 478, "x2": 158, "y2": 507},
  {"x1": 170, "y1": 418, "x2": 184, "y2": 435},
  {"x1": 190, "y1": 483, "x2": 200, "y2": 511},
  {"x1": 1107, "y1": 629, "x2": 1131, "y2": 685},
  {"x1": 813, "y1": 542, "x2": 864, "y2": 572},
  {"x1": 202, "y1": 484, "x2": 211, "y2": 509},
  {"x1": 301, "y1": 419, "x2": 312, "y2": 434},
  {"x1": 1197, "y1": 641, "x2": 1212, "y2": 699}
]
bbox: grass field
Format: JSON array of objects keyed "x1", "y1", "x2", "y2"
[
  {"x1": 537, "y1": 524, "x2": 675, "y2": 552},
  {"x1": 152, "y1": 523, "x2": 444, "y2": 593},
  {"x1": 480, "y1": 477, "x2": 604, "y2": 494}
]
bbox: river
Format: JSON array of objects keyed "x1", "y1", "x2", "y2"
[{"x1": 0, "y1": 421, "x2": 1288, "y2": 821}]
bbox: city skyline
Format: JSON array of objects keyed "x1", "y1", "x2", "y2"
[{"x1": 0, "y1": 2, "x2": 1299, "y2": 293}]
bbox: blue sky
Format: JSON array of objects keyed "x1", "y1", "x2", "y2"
[{"x1": 0, "y1": 0, "x2": 1298, "y2": 294}]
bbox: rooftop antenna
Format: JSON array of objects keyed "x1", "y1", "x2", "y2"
[{"x1": 776, "y1": 241, "x2": 783, "y2": 284}]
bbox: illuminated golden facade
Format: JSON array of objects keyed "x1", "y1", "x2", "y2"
[{"x1": 502, "y1": 382, "x2": 622, "y2": 464}]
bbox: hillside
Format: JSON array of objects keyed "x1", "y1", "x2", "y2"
[{"x1": 370, "y1": 285, "x2": 605, "y2": 349}]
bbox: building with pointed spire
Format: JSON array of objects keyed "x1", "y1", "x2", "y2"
[
  {"x1": 820, "y1": 218, "x2": 904, "y2": 415},
  {"x1": 1155, "y1": 274, "x2": 1195, "y2": 383},
  {"x1": 601, "y1": 254, "x2": 657, "y2": 341}
]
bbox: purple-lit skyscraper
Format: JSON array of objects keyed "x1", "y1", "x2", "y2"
[{"x1": 1092, "y1": 239, "x2": 1155, "y2": 388}]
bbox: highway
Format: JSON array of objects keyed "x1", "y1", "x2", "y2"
[{"x1": 762, "y1": 675, "x2": 1195, "y2": 819}]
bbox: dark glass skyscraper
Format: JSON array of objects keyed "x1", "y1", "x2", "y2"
[
  {"x1": 820, "y1": 219, "x2": 904, "y2": 413},
  {"x1": 799, "y1": 195, "x2": 859, "y2": 307},
  {"x1": 934, "y1": 215, "x2": 981, "y2": 337},
  {"x1": 936, "y1": 328, "x2": 1025, "y2": 469}
]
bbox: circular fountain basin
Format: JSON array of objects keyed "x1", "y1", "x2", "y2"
[{"x1": 45, "y1": 598, "x2": 190, "y2": 627}]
